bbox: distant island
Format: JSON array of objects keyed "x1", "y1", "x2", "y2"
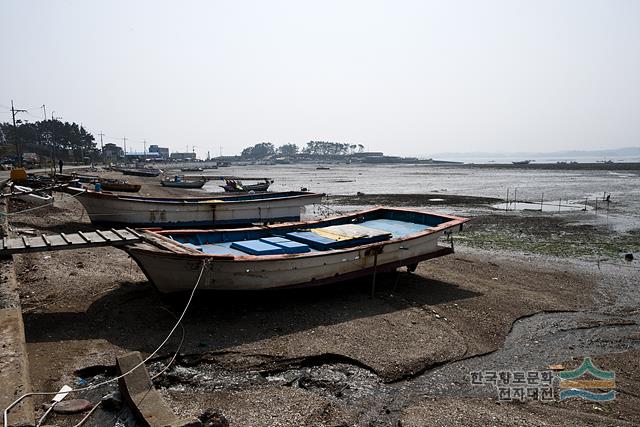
[{"x1": 236, "y1": 141, "x2": 462, "y2": 165}]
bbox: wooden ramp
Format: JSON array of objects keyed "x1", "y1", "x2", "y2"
[{"x1": 0, "y1": 228, "x2": 142, "y2": 255}]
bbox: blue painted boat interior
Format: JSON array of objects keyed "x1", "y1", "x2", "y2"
[{"x1": 165, "y1": 209, "x2": 454, "y2": 256}]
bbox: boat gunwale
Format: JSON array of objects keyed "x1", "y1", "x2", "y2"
[
  {"x1": 132, "y1": 206, "x2": 469, "y2": 262},
  {"x1": 69, "y1": 188, "x2": 325, "y2": 205}
]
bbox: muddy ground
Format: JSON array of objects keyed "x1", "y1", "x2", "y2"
[{"x1": 7, "y1": 170, "x2": 640, "y2": 426}]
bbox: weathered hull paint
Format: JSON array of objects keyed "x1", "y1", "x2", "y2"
[
  {"x1": 72, "y1": 190, "x2": 324, "y2": 227},
  {"x1": 127, "y1": 229, "x2": 453, "y2": 292}
]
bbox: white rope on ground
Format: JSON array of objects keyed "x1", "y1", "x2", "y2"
[
  {"x1": 71, "y1": 401, "x2": 102, "y2": 427},
  {"x1": 150, "y1": 307, "x2": 187, "y2": 381},
  {"x1": 2, "y1": 259, "x2": 209, "y2": 427}
]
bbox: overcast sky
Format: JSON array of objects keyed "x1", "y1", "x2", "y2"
[{"x1": 1, "y1": 0, "x2": 639, "y2": 157}]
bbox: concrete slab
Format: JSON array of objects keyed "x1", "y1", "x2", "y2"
[
  {"x1": 0, "y1": 308, "x2": 34, "y2": 427},
  {"x1": 116, "y1": 351, "x2": 196, "y2": 427}
]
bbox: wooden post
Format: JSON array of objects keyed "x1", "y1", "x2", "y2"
[
  {"x1": 506, "y1": 188, "x2": 509, "y2": 211},
  {"x1": 558, "y1": 198, "x2": 561, "y2": 212}
]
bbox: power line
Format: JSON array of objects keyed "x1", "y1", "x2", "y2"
[{"x1": 11, "y1": 100, "x2": 27, "y2": 167}]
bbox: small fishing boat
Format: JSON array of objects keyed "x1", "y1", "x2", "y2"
[
  {"x1": 125, "y1": 207, "x2": 468, "y2": 292},
  {"x1": 99, "y1": 180, "x2": 141, "y2": 192},
  {"x1": 220, "y1": 179, "x2": 272, "y2": 192},
  {"x1": 11, "y1": 185, "x2": 53, "y2": 206},
  {"x1": 53, "y1": 173, "x2": 100, "y2": 183},
  {"x1": 121, "y1": 168, "x2": 162, "y2": 177},
  {"x1": 180, "y1": 167, "x2": 204, "y2": 172},
  {"x1": 64, "y1": 189, "x2": 324, "y2": 227},
  {"x1": 161, "y1": 176, "x2": 207, "y2": 189}
]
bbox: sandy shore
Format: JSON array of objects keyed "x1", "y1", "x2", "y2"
[{"x1": 8, "y1": 169, "x2": 640, "y2": 426}]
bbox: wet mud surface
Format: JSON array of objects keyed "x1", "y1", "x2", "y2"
[{"x1": 6, "y1": 169, "x2": 640, "y2": 425}]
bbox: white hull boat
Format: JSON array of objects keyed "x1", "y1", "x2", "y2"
[
  {"x1": 12, "y1": 185, "x2": 53, "y2": 206},
  {"x1": 66, "y1": 188, "x2": 324, "y2": 227},
  {"x1": 125, "y1": 207, "x2": 469, "y2": 293}
]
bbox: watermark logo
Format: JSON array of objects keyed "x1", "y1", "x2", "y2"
[
  {"x1": 470, "y1": 370, "x2": 555, "y2": 402},
  {"x1": 559, "y1": 357, "x2": 616, "y2": 401},
  {"x1": 470, "y1": 358, "x2": 616, "y2": 402}
]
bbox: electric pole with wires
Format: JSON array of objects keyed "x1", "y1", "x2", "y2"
[{"x1": 10, "y1": 100, "x2": 27, "y2": 167}]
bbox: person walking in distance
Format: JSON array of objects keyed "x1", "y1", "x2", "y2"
[{"x1": 58, "y1": 159, "x2": 63, "y2": 174}]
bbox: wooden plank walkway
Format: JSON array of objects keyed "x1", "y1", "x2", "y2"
[{"x1": 0, "y1": 228, "x2": 142, "y2": 255}]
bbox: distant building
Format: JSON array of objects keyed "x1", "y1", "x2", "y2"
[
  {"x1": 148, "y1": 144, "x2": 169, "y2": 159},
  {"x1": 170, "y1": 152, "x2": 197, "y2": 161},
  {"x1": 103, "y1": 143, "x2": 123, "y2": 162},
  {"x1": 125, "y1": 152, "x2": 162, "y2": 161}
]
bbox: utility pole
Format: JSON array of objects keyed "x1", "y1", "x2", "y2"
[
  {"x1": 98, "y1": 132, "x2": 105, "y2": 164},
  {"x1": 11, "y1": 100, "x2": 27, "y2": 167},
  {"x1": 123, "y1": 137, "x2": 127, "y2": 158},
  {"x1": 143, "y1": 139, "x2": 146, "y2": 155}
]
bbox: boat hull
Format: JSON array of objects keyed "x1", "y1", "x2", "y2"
[
  {"x1": 71, "y1": 190, "x2": 324, "y2": 227},
  {"x1": 100, "y1": 183, "x2": 141, "y2": 192},
  {"x1": 126, "y1": 226, "x2": 457, "y2": 293},
  {"x1": 220, "y1": 183, "x2": 270, "y2": 192},
  {"x1": 161, "y1": 180, "x2": 206, "y2": 189},
  {"x1": 121, "y1": 169, "x2": 161, "y2": 177}
]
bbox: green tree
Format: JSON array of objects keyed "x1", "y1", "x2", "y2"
[
  {"x1": 0, "y1": 119, "x2": 97, "y2": 162},
  {"x1": 240, "y1": 142, "x2": 276, "y2": 159},
  {"x1": 277, "y1": 143, "x2": 299, "y2": 156}
]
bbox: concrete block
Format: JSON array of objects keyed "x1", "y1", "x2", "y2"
[{"x1": 116, "y1": 351, "x2": 187, "y2": 427}]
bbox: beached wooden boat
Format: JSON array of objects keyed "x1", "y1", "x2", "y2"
[
  {"x1": 220, "y1": 179, "x2": 272, "y2": 192},
  {"x1": 11, "y1": 185, "x2": 53, "y2": 206},
  {"x1": 99, "y1": 181, "x2": 141, "y2": 192},
  {"x1": 125, "y1": 207, "x2": 468, "y2": 292},
  {"x1": 65, "y1": 188, "x2": 324, "y2": 227},
  {"x1": 161, "y1": 177, "x2": 206, "y2": 189},
  {"x1": 121, "y1": 168, "x2": 162, "y2": 177}
]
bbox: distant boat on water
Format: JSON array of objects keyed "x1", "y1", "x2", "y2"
[{"x1": 512, "y1": 160, "x2": 532, "y2": 165}]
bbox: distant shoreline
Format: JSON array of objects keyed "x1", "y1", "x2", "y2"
[{"x1": 457, "y1": 162, "x2": 640, "y2": 170}]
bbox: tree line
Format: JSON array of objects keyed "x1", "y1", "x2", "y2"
[
  {"x1": 241, "y1": 141, "x2": 366, "y2": 159},
  {"x1": 0, "y1": 119, "x2": 97, "y2": 162}
]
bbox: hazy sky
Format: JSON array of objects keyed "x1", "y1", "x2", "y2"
[{"x1": 1, "y1": 0, "x2": 639, "y2": 157}]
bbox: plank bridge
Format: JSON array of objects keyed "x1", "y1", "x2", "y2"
[{"x1": 0, "y1": 228, "x2": 142, "y2": 256}]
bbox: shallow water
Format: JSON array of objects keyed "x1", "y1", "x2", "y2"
[{"x1": 193, "y1": 163, "x2": 640, "y2": 221}]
